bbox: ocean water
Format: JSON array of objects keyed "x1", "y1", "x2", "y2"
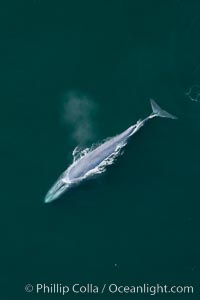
[{"x1": 1, "y1": 1, "x2": 200, "y2": 299}]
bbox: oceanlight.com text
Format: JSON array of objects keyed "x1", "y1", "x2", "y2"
[{"x1": 25, "y1": 283, "x2": 194, "y2": 296}]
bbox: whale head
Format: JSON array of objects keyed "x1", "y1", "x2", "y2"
[{"x1": 44, "y1": 178, "x2": 71, "y2": 203}]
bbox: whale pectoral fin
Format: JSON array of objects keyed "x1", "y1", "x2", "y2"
[{"x1": 150, "y1": 99, "x2": 177, "y2": 119}]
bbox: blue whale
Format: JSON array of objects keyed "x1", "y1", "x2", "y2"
[{"x1": 44, "y1": 100, "x2": 177, "y2": 203}]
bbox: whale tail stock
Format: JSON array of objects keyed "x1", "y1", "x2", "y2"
[{"x1": 150, "y1": 99, "x2": 177, "y2": 120}]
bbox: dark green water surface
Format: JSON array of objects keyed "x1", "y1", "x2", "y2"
[{"x1": 0, "y1": 1, "x2": 200, "y2": 299}]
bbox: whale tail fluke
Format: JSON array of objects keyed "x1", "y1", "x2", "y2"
[{"x1": 150, "y1": 99, "x2": 177, "y2": 119}]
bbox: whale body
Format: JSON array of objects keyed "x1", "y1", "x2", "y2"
[{"x1": 44, "y1": 100, "x2": 177, "y2": 203}]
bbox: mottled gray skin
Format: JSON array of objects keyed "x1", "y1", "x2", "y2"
[{"x1": 68, "y1": 123, "x2": 143, "y2": 180}]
